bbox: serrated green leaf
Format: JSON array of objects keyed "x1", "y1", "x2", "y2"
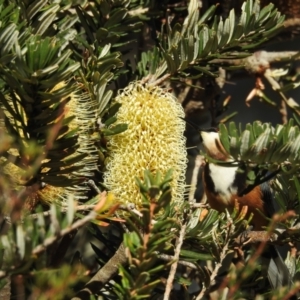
[
  {"x1": 228, "y1": 9, "x2": 235, "y2": 43},
  {"x1": 42, "y1": 175, "x2": 82, "y2": 187},
  {"x1": 104, "y1": 8, "x2": 127, "y2": 29},
  {"x1": 119, "y1": 265, "x2": 134, "y2": 289},
  {"x1": 198, "y1": 4, "x2": 217, "y2": 24},
  {"x1": 180, "y1": 249, "x2": 212, "y2": 260},
  {"x1": 51, "y1": 136, "x2": 79, "y2": 151},
  {"x1": 34, "y1": 8, "x2": 58, "y2": 35},
  {"x1": 272, "y1": 142, "x2": 292, "y2": 163},
  {"x1": 193, "y1": 65, "x2": 217, "y2": 77},
  {"x1": 26, "y1": 0, "x2": 46, "y2": 19},
  {"x1": 290, "y1": 135, "x2": 300, "y2": 160},
  {"x1": 123, "y1": 232, "x2": 141, "y2": 250},
  {"x1": 229, "y1": 122, "x2": 238, "y2": 137},
  {"x1": 102, "y1": 123, "x2": 128, "y2": 136},
  {"x1": 244, "y1": 0, "x2": 253, "y2": 24},
  {"x1": 232, "y1": 24, "x2": 244, "y2": 40},
  {"x1": 104, "y1": 116, "x2": 117, "y2": 126},
  {"x1": 98, "y1": 90, "x2": 113, "y2": 116},
  {"x1": 162, "y1": 50, "x2": 177, "y2": 74},
  {"x1": 252, "y1": 128, "x2": 270, "y2": 154},
  {"x1": 0, "y1": 95, "x2": 23, "y2": 123},
  {"x1": 134, "y1": 272, "x2": 150, "y2": 289},
  {"x1": 240, "y1": 130, "x2": 251, "y2": 157},
  {"x1": 258, "y1": 3, "x2": 273, "y2": 22},
  {"x1": 32, "y1": 64, "x2": 59, "y2": 77},
  {"x1": 292, "y1": 176, "x2": 300, "y2": 199},
  {"x1": 135, "y1": 279, "x2": 161, "y2": 296},
  {"x1": 244, "y1": 14, "x2": 256, "y2": 35},
  {"x1": 264, "y1": 139, "x2": 278, "y2": 162},
  {"x1": 1, "y1": 28, "x2": 18, "y2": 55},
  {"x1": 99, "y1": 44, "x2": 111, "y2": 59},
  {"x1": 199, "y1": 27, "x2": 212, "y2": 57},
  {"x1": 46, "y1": 165, "x2": 83, "y2": 175},
  {"x1": 252, "y1": 121, "x2": 263, "y2": 137},
  {"x1": 240, "y1": 10, "x2": 247, "y2": 28},
  {"x1": 219, "y1": 123, "x2": 230, "y2": 153},
  {"x1": 219, "y1": 18, "x2": 230, "y2": 49},
  {"x1": 210, "y1": 32, "x2": 219, "y2": 53},
  {"x1": 0, "y1": 23, "x2": 17, "y2": 44},
  {"x1": 103, "y1": 102, "x2": 121, "y2": 119},
  {"x1": 42, "y1": 153, "x2": 87, "y2": 169}
]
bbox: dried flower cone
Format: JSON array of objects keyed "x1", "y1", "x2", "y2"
[{"x1": 104, "y1": 82, "x2": 187, "y2": 206}]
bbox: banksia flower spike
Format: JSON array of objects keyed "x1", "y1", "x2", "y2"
[{"x1": 104, "y1": 82, "x2": 187, "y2": 207}]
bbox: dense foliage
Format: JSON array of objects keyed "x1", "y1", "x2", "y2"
[{"x1": 0, "y1": 0, "x2": 300, "y2": 299}]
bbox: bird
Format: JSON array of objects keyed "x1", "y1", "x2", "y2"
[{"x1": 183, "y1": 118, "x2": 293, "y2": 291}]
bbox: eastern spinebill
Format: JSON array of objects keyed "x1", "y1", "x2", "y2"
[{"x1": 183, "y1": 118, "x2": 293, "y2": 290}]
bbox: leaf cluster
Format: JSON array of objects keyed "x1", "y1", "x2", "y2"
[
  {"x1": 219, "y1": 119, "x2": 300, "y2": 172},
  {"x1": 0, "y1": 198, "x2": 84, "y2": 291},
  {"x1": 0, "y1": 0, "x2": 299, "y2": 299},
  {"x1": 137, "y1": 0, "x2": 284, "y2": 80},
  {"x1": 114, "y1": 170, "x2": 178, "y2": 299},
  {"x1": 0, "y1": 0, "x2": 141, "y2": 199}
]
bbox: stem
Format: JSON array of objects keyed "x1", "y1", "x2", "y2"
[
  {"x1": 163, "y1": 223, "x2": 187, "y2": 300},
  {"x1": 72, "y1": 244, "x2": 127, "y2": 300}
]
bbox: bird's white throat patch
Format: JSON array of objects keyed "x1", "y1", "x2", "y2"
[
  {"x1": 208, "y1": 163, "x2": 238, "y2": 203},
  {"x1": 201, "y1": 131, "x2": 219, "y2": 149}
]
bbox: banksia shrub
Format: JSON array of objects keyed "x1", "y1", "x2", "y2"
[
  {"x1": 104, "y1": 82, "x2": 187, "y2": 206},
  {"x1": 1, "y1": 80, "x2": 98, "y2": 207}
]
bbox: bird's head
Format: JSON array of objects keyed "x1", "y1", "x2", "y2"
[{"x1": 183, "y1": 118, "x2": 230, "y2": 161}]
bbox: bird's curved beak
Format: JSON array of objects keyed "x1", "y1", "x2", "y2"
[{"x1": 180, "y1": 117, "x2": 204, "y2": 142}]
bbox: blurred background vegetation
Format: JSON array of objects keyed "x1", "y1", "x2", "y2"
[{"x1": 0, "y1": 0, "x2": 300, "y2": 299}]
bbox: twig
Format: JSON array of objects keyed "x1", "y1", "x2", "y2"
[
  {"x1": 87, "y1": 179, "x2": 101, "y2": 193},
  {"x1": 28, "y1": 202, "x2": 142, "y2": 221},
  {"x1": 119, "y1": 204, "x2": 143, "y2": 218},
  {"x1": 189, "y1": 203, "x2": 208, "y2": 208},
  {"x1": 148, "y1": 73, "x2": 171, "y2": 87},
  {"x1": 128, "y1": 7, "x2": 149, "y2": 16},
  {"x1": 209, "y1": 51, "x2": 300, "y2": 71},
  {"x1": 17, "y1": 205, "x2": 96, "y2": 222},
  {"x1": 233, "y1": 211, "x2": 297, "y2": 248},
  {"x1": 196, "y1": 238, "x2": 231, "y2": 300},
  {"x1": 234, "y1": 230, "x2": 278, "y2": 245},
  {"x1": 189, "y1": 155, "x2": 204, "y2": 202},
  {"x1": 163, "y1": 223, "x2": 187, "y2": 300},
  {"x1": 263, "y1": 68, "x2": 300, "y2": 117},
  {"x1": 119, "y1": 204, "x2": 158, "y2": 224},
  {"x1": 72, "y1": 243, "x2": 127, "y2": 300},
  {"x1": 196, "y1": 211, "x2": 235, "y2": 299},
  {"x1": 115, "y1": 211, "x2": 129, "y2": 233},
  {"x1": 0, "y1": 210, "x2": 97, "y2": 280},
  {"x1": 177, "y1": 79, "x2": 192, "y2": 104},
  {"x1": 158, "y1": 253, "x2": 198, "y2": 270},
  {"x1": 279, "y1": 99, "x2": 288, "y2": 124},
  {"x1": 284, "y1": 18, "x2": 300, "y2": 28},
  {"x1": 32, "y1": 210, "x2": 97, "y2": 256}
]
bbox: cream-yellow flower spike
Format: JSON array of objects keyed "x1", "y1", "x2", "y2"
[{"x1": 104, "y1": 82, "x2": 187, "y2": 206}]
